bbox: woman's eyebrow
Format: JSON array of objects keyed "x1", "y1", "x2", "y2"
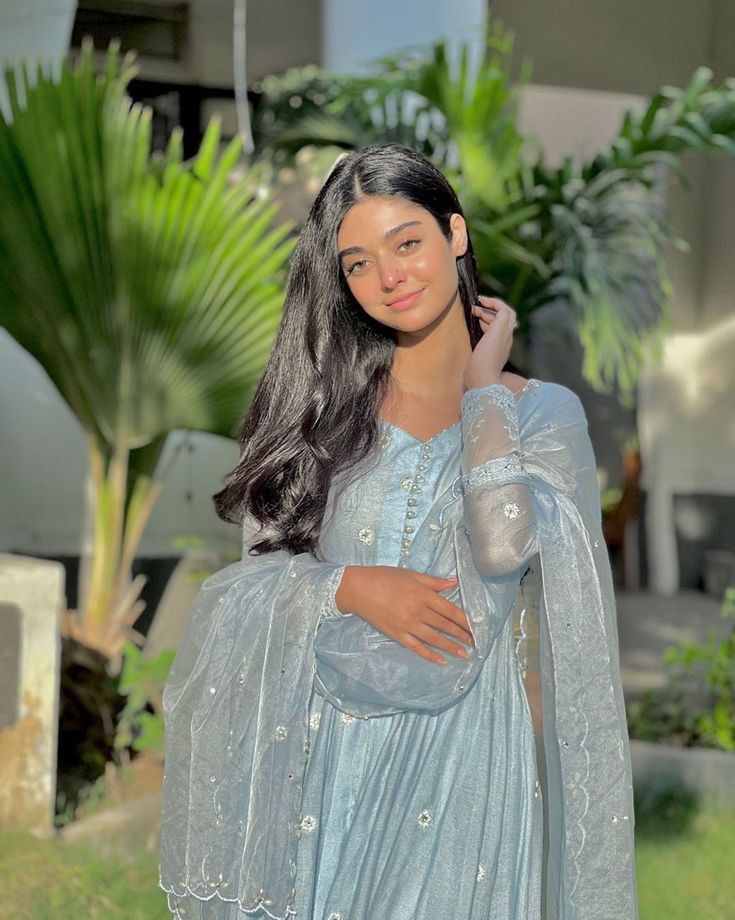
[
  {"x1": 384, "y1": 219, "x2": 423, "y2": 239},
  {"x1": 338, "y1": 220, "x2": 423, "y2": 260}
]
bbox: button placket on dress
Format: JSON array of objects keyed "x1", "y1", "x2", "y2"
[{"x1": 397, "y1": 441, "x2": 434, "y2": 566}]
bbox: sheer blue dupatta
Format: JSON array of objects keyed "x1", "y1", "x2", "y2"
[
  {"x1": 462, "y1": 380, "x2": 639, "y2": 920},
  {"x1": 159, "y1": 516, "x2": 346, "y2": 919}
]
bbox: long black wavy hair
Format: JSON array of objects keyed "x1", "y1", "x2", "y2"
[{"x1": 213, "y1": 143, "x2": 493, "y2": 558}]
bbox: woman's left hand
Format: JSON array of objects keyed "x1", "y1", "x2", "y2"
[{"x1": 463, "y1": 295, "x2": 517, "y2": 391}]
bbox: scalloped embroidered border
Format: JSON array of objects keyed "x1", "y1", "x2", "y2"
[{"x1": 160, "y1": 880, "x2": 298, "y2": 919}]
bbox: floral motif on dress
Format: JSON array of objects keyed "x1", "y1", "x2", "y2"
[
  {"x1": 417, "y1": 809, "x2": 433, "y2": 827},
  {"x1": 298, "y1": 814, "x2": 317, "y2": 834}
]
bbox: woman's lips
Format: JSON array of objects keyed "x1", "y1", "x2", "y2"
[{"x1": 386, "y1": 289, "x2": 424, "y2": 311}]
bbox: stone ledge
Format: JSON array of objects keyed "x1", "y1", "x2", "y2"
[{"x1": 630, "y1": 738, "x2": 735, "y2": 808}]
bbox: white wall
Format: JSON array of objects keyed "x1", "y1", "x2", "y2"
[
  {"x1": 322, "y1": 0, "x2": 487, "y2": 73},
  {"x1": 698, "y1": 0, "x2": 735, "y2": 323},
  {"x1": 0, "y1": 0, "x2": 76, "y2": 119},
  {"x1": 492, "y1": 0, "x2": 733, "y2": 334},
  {"x1": 491, "y1": 0, "x2": 715, "y2": 96},
  {"x1": 85, "y1": 0, "x2": 321, "y2": 88}
]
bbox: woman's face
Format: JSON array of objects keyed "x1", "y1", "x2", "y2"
[{"x1": 336, "y1": 195, "x2": 468, "y2": 332}]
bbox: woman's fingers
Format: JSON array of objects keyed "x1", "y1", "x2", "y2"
[
  {"x1": 425, "y1": 606, "x2": 474, "y2": 645},
  {"x1": 433, "y1": 596, "x2": 474, "y2": 638},
  {"x1": 474, "y1": 297, "x2": 516, "y2": 325},
  {"x1": 413, "y1": 623, "x2": 472, "y2": 659},
  {"x1": 472, "y1": 311, "x2": 516, "y2": 337},
  {"x1": 477, "y1": 294, "x2": 512, "y2": 310},
  {"x1": 400, "y1": 632, "x2": 447, "y2": 666}
]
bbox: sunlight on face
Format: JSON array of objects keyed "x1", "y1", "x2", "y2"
[{"x1": 336, "y1": 195, "x2": 467, "y2": 331}]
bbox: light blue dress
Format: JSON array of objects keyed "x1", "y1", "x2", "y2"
[
  {"x1": 160, "y1": 380, "x2": 639, "y2": 920},
  {"x1": 297, "y1": 413, "x2": 543, "y2": 919}
]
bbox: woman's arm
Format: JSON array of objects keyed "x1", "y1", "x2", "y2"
[
  {"x1": 315, "y1": 566, "x2": 482, "y2": 717},
  {"x1": 460, "y1": 379, "x2": 591, "y2": 577},
  {"x1": 460, "y1": 380, "x2": 538, "y2": 576}
]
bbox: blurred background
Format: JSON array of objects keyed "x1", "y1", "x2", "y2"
[{"x1": 0, "y1": 1, "x2": 733, "y2": 917}]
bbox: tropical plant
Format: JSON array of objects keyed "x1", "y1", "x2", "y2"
[
  {"x1": 0, "y1": 42, "x2": 296, "y2": 665},
  {"x1": 249, "y1": 17, "x2": 735, "y2": 399},
  {"x1": 114, "y1": 641, "x2": 174, "y2": 762},
  {"x1": 627, "y1": 586, "x2": 735, "y2": 751}
]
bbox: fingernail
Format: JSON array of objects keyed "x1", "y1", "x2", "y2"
[{"x1": 458, "y1": 649, "x2": 470, "y2": 658}]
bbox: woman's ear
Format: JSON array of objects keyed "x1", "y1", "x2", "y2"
[{"x1": 449, "y1": 213, "x2": 468, "y2": 258}]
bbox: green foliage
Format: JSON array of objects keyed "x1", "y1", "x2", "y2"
[
  {"x1": 250, "y1": 18, "x2": 735, "y2": 399},
  {"x1": 55, "y1": 771, "x2": 113, "y2": 829},
  {"x1": 0, "y1": 42, "x2": 295, "y2": 450},
  {"x1": 114, "y1": 641, "x2": 175, "y2": 761},
  {"x1": 600, "y1": 486, "x2": 623, "y2": 515},
  {"x1": 627, "y1": 587, "x2": 735, "y2": 751},
  {"x1": 633, "y1": 775, "x2": 701, "y2": 840},
  {"x1": 0, "y1": 41, "x2": 296, "y2": 657},
  {"x1": 371, "y1": 20, "x2": 531, "y2": 207}
]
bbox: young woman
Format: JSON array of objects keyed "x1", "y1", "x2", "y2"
[{"x1": 159, "y1": 144, "x2": 638, "y2": 919}]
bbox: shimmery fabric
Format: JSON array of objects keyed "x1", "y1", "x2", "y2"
[{"x1": 160, "y1": 381, "x2": 639, "y2": 919}]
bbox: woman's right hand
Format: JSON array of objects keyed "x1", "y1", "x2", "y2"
[{"x1": 335, "y1": 565, "x2": 474, "y2": 665}]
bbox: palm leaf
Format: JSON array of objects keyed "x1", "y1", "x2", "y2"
[
  {"x1": 0, "y1": 45, "x2": 293, "y2": 448},
  {"x1": 0, "y1": 43, "x2": 295, "y2": 659}
]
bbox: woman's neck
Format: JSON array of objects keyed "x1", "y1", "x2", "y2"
[{"x1": 390, "y1": 296, "x2": 472, "y2": 399}]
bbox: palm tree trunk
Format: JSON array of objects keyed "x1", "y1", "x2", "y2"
[
  {"x1": 73, "y1": 434, "x2": 187, "y2": 665},
  {"x1": 78, "y1": 438, "x2": 129, "y2": 646}
]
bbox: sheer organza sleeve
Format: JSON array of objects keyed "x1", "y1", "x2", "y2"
[
  {"x1": 460, "y1": 383, "x2": 541, "y2": 575},
  {"x1": 313, "y1": 580, "x2": 483, "y2": 717}
]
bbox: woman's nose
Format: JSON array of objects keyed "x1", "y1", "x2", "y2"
[{"x1": 378, "y1": 259, "x2": 407, "y2": 289}]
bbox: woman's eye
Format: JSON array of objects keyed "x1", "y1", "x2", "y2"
[
  {"x1": 399, "y1": 238, "x2": 420, "y2": 251},
  {"x1": 346, "y1": 260, "x2": 368, "y2": 275}
]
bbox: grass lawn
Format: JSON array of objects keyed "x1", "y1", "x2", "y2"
[
  {"x1": 0, "y1": 830, "x2": 169, "y2": 919},
  {"x1": 1, "y1": 801, "x2": 733, "y2": 918},
  {"x1": 636, "y1": 803, "x2": 735, "y2": 920}
]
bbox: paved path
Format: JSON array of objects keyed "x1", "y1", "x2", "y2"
[{"x1": 615, "y1": 589, "x2": 730, "y2": 701}]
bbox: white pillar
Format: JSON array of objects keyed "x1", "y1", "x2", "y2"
[
  {"x1": 0, "y1": 555, "x2": 64, "y2": 834},
  {"x1": 0, "y1": 0, "x2": 76, "y2": 120},
  {"x1": 321, "y1": 0, "x2": 487, "y2": 75}
]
